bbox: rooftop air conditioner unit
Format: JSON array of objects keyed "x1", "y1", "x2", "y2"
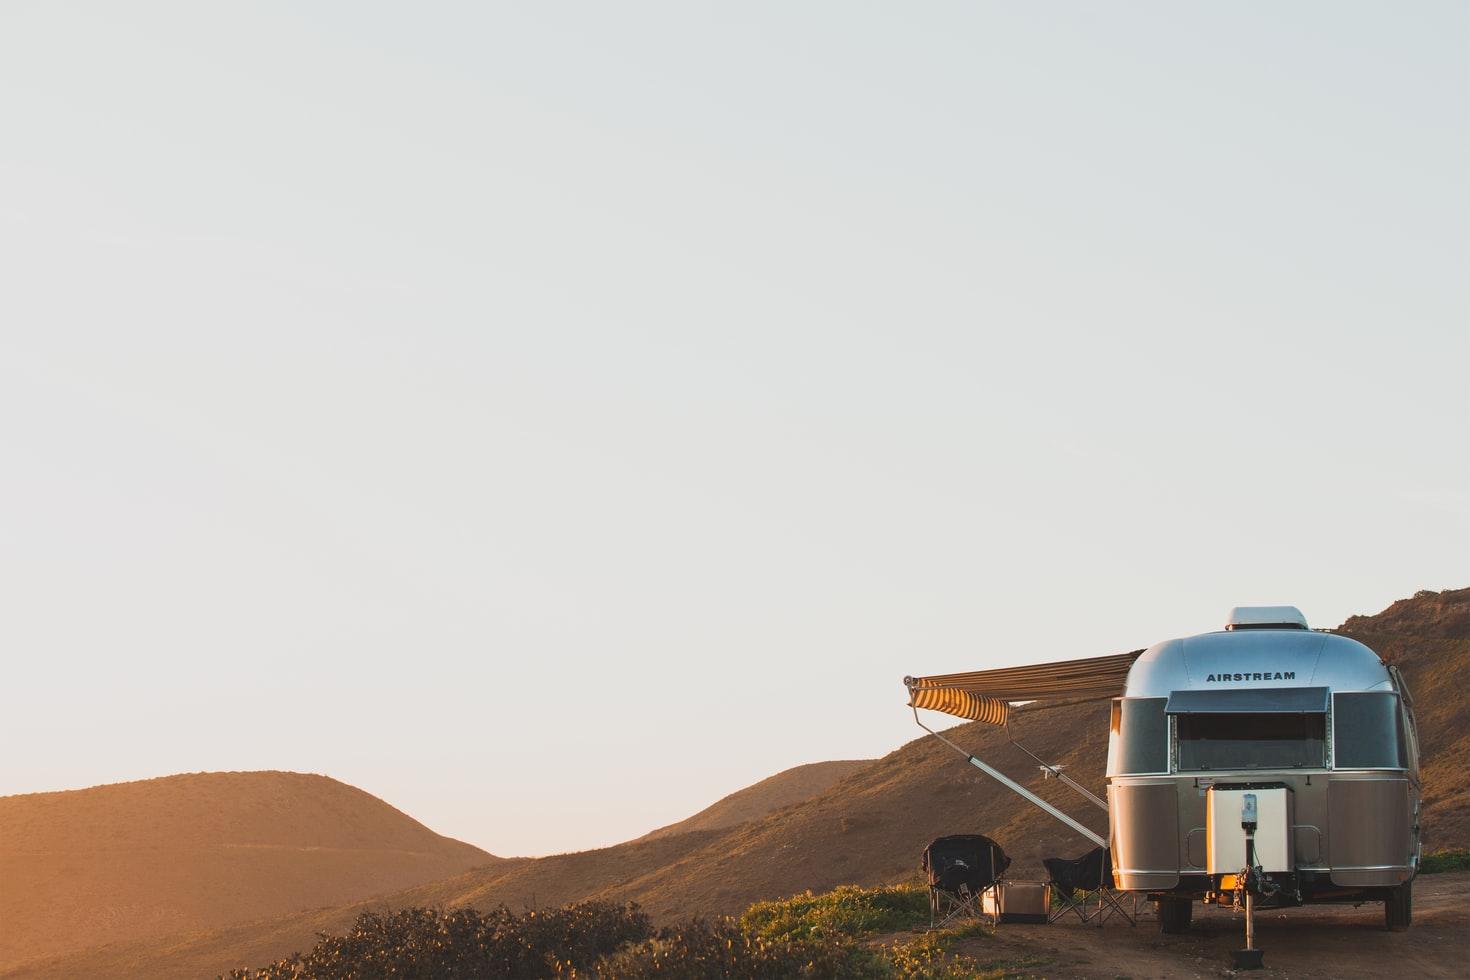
[{"x1": 1225, "y1": 606, "x2": 1309, "y2": 631}]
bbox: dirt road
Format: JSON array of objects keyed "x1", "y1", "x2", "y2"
[{"x1": 951, "y1": 871, "x2": 1470, "y2": 978}]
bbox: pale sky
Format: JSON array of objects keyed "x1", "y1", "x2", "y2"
[{"x1": 2, "y1": 2, "x2": 1466, "y2": 857}]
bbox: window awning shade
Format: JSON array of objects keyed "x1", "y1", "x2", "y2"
[
  {"x1": 905, "y1": 649, "x2": 1143, "y2": 726},
  {"x1": 1164, "y1": 686, "x2": 1329, "y2": 714}
]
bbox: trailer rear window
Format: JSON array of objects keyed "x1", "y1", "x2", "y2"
[
  {"x1": 1333, "y1": 693, "x2": 1405, "y2": 769},
  {"x1": 1112, "y1": 697, "x2": 1169, "y2": 774},
  {"x1": 1176, "y1": 712, "x2": 1326, "y2": 771}
]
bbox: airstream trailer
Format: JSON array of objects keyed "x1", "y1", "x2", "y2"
[
  {"x1": 1108, "y1": 606, "x2": 1421, "y2": 932},
  {"x1": 905, "y1": 604, "x2": 1421, "y2": 943}
]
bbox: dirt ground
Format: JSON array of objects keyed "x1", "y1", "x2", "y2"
[{"x1": 949, "y1": 871, "x2": 1470, "y2": 979}]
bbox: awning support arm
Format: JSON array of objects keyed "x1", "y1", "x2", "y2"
[
  {"x1": 1003, "y1": 718, "x2": 1109, "y2": 813},
  {"x1": 912, "y1": 706, "x2": 1107, "y2": 849}
]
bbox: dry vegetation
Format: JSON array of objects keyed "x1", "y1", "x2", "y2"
[
  {"x1": 222, "y1": 886, "x2": 982, "y2": 980},
  {"x1": 1338, "y1": 587, "x2": 1470, "y2": 851}
]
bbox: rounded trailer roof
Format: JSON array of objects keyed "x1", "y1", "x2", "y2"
[{"x1": 1123, "y1": 628, "x2": 1391, "y2": 699}]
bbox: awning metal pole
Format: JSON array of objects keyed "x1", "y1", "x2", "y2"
[
  {"x1": 912, "y1": 707, "x2": 1107, "y2": 849},
  {"x1": 1003, "y1": 718, "x2": 1109, "y2": 813}
]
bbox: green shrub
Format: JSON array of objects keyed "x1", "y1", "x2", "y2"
[
  {"x1": 1421, "y1": 849, "x2": 1470, "y2": 874},
  {"x1": 222, "y1": 902, "x2": 652, "y2": 979},
  {"x1": 739, "y1": 884, "x2": 930, "y2": 941}
]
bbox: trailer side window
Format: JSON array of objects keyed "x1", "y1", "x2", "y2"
[
  {"x1": 1333, "y1": 693, "x2": 1405, "y2": 769},
  {"x1": 1175, "y1": 712, "x2": 1326, "y2": 771},
  {"x1": 1114, "y1": 697, "x2": 1168, "y2": 774}
]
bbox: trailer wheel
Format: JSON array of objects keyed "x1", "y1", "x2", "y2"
[
  {"x1": 1384, "y1": 880, "x2": 1412, "y2": 931},
  {"x1": 1156, "y1": 897, "x2": 1193, "y2": 933}
]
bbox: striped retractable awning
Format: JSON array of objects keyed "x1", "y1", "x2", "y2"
[{"x1": 905, "y1": 649, "x2": 1144, "y2": 725}]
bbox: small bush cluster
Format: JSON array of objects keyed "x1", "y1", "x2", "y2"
[
  {"x1": 874, "y1": 927, "x2": 1041, "y2": 980},
  {"x1": 223, "y1": 901, "x2": 651, "y2": 979},
  {"x1": 1421, "y1": 848, "x2": 1470, "y2": 874},
  {"x1": 222, "y1": 884, "x2": 989, "y2": 980},
  {"x1": 878, "y1": 931, "x2": 975, "y2": 980},
  {"x1": 594, "y1": 917, "x2": 882, "y2": 980},
  {"x1": 739, "y1": 883, "x2": 931, "y2": 941}
]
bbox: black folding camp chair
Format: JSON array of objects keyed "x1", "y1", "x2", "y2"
[
  {"x1": 922, "y1": 834, "x2": 1011, "y2": 927},
  {"x1": 1042, "y1": 847, "x2": 1136, "y2": 926}
]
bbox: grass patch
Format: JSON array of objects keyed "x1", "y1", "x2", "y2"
[
  {"x1": 875, "y1": 930, "x2": 1046, "y2": 980},
  {"x1": 1421, "y1": 849, "x2": 1470, "y2": 874},
  {"x1": 740, "y1": 883, "x2": 931, "y2": 941},
  {"x1": 596, "y1": 919, "x2": 884, "y2": 980},
  {"x1": 967, "y1": 956, "x2": 1052, "y2": 980}
]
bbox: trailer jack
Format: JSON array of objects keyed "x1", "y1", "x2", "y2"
[{"x1": 1230, "y1": 794, "x2": 1267, "y2": 971}]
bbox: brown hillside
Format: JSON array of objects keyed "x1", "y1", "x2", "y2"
[
  {"x1": 636, "y1": 760, "x2": 872, "y2": 842},
  {"x1": 7, "y1": 708, "x2": 1110, "y2": 980},
  {"x1": 10, "y1": 588, "x2": 1466, "y2": 980},
  {"x1": 1338, "y1": 586, "x2": 1470, "y2": 852},
  {"x1": 0, "y1": 771, "x2": 498, "y2": 973}
]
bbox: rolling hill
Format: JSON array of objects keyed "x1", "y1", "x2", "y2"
[
  {"x1": 1338, "y1": 587, "x2": 1470, "y2": 851},
  {"x1": 635, "y1": 760, "x2": 873, "y2": 842},
  {"x1": 7, "y1": 588, "x2": 1465, "y2": 980},
  {"x1": 0, "y1": 771, "x2": 499, "y2": 974}
]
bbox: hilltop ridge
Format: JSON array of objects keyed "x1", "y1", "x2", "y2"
[
  {"x1": 0, "y1": 771, "x2": 497, "y2": 973},
  {"x1": 635, "y1": 760, "x2": 873, "y2": 842}
]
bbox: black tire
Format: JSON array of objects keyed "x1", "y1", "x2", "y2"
[
  {"x1": 1385, "y1": 880, "x2": 1412, "y2": 931},
  {"x1": 1156, "y1": 897, "x2": 1193, "y2": 934}
]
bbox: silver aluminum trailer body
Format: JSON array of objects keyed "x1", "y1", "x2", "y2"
[{"x1": 1107, "y1": 620, "x2": 1421, "y2": 921}]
